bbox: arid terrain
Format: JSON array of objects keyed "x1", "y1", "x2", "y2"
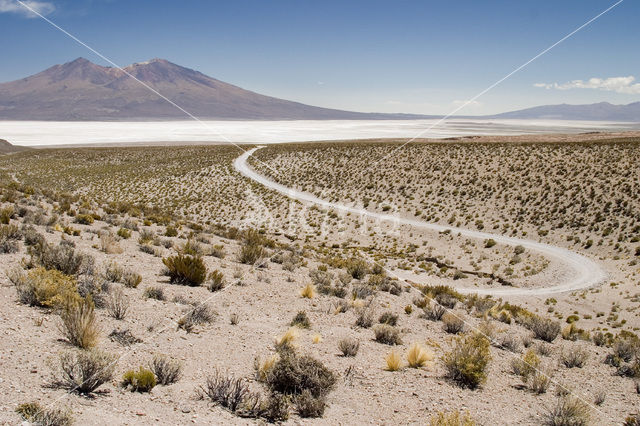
[{"x1": 0, "y1": 132, "x2": 639, "y2": 425}]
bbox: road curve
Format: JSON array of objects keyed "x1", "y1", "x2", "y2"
[{"x1": 234, "y1": 147, "x2": 607, "y2": 296}]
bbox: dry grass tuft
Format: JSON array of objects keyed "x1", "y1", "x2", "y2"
[
  {"x1": 59, "y1": 294, "x2": 99, "y2": 349},
  {"x1": 300, "y1": 283, "x2": 316, "y2": 299},
  {"x1": 407, "y1": 342, "x2": 434, "y2": 368},
  {"x1": 275, "y1": 327, "x2": 299, "y2": 352},
  {"x1": 385, "y1": 351, "x2": 403, "y2": 371}
]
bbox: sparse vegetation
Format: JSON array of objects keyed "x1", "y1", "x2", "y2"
[{"x1": 443, "y1": 333, "x2": 491, "y2": 389}]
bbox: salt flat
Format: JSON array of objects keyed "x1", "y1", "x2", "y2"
[{"x1": 2, "y1": 119, "x2": 640, "y2": 146}]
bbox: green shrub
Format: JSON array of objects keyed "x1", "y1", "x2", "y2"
[
  {"x1": 429, "y1": 410, "x2": 475, "y2": 426},
  {"x1": 484, "y1": 239, "x2": 497, "y2": 248},
  {"x1": 14, "y1": 267, "x2": 78, "y2": 308},
  {"x1": 291, "y1": 311, "x2": 311, "y2": 329},
  {"x1": 122, "y1": 367, "x2": 157, "y2": 392},
  {"x1": 16, "y1": 402, "x2": 73, "y2": 426},
  {"x1": 165, "y1": 226, "x2": 178, "y2": 237},
  {"x1": 144, "y1": 286, "x2": 165, "y2": 300},
  {"x1": 238, "y1": 243, "x2": 265, "y2": 265},
  {"x1": 207, "y1": 269, "x2": 225, "y2": 292},
  {"x1": 162, "y1": 255, "x2": 207, "y2": 286},
  {"x1": 378, "y1": 311, "x2": 398, "y2": 326},
  {"x1": 117, "y1": 227, "x2": 131, "y2": 239},
  {"x1": 75, "y1": 214, "x2": 94, "y2": 225},
  {"x1": 346, "y1": 258, "x2": 368, "y2": 279},
  {"x1": 443, "y1": 332, "x2": 491, "y2": 389}
]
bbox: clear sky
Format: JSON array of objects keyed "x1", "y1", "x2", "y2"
[{"x1": 0, "y1": 0, "x2": 638, "y2": 115}]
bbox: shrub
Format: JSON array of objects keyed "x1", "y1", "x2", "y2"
[
  {"x1": 266, "y1": 351, "x2": 337, "y2": 397},
  {"x1": 542, "y1": 397, "x2": 590, "y2": 426},
  {"x1": 99, "y1": 233, "x2": 123, "y2": 254},
  {"x1": 300, "y1": 283, "x2": 315, "y2": 299},
  {"x1": 15, "y1": 402, "x2": 73, "y2": 426},
  {"x1": 429, "y1": 410, "x2": 475, "y2": 426},
  {"x1": 178, "y1": 303, "x2": 215, "y2": 332},
  {"x1": 238, "y1": 236, "x2": 266, "y2": 264},
  {"x1": 614, "y1": 338, "x2": 639, "y2": 362},
  {"x1": 0, "y1": 237, "x2": 19, "y2": 253},
  {"x1": 116, "y1": 227, "x2": 131, "y2": 239},
  {"x1": 199, "y1": 368, "x2": 254, "y2": 411},
  {"x1": 165, "y1": 226, "x2": 178, "y2": 237},
  {"x1": 75, "y1": 214, "x2": 94, "y2": 225},
  {"x1": 143, "y1": 286, "x2": 165, "y2": 300},
  {"x1": 442, "y1": 313, "x2": 465, "y2": 334},
  {"x1": 207, "y1": 269, "x2": 225, "y2": 292},
  {"x1": 484, "y1": 239, "x2": 497, "y2": 248},
  {"x1": 378, "y1": 311, "x2": 398, "y2": 326},
  {"x1": 355, "y1": 307, "x2": 375, "y2": 328},
  {"x1": 374, "y1": 325, "x2": 402, "y2": 345},
  {"x1": 162, "y1": 255, "x2": 207, "y2": 286},
  {"x1": 122, "y1": 271, "x2": 142, "y2": 288},
  {"x1": 511, "y1": 349, "x2": 540, "y2": 382},
  {"x1": 295, "y1": 390, "x2": 326, "y2": 418},
  {"x1": 338, "y1": 337, "x2": 360, "y2": 357},
  {"x1": 150, "y1": 355, "x2": 182, "y2": 385},
  {"x1": 443, "y1": 333, "x2": 491, "y2": 389},
  {"x1": 560, "y1": 346, "x2": 589, "y2": 368},
  {"x1": 52, "y1": 349, "x2": 116, "y2": 394},
  {"x1": 530, "y1": 371, "x2": 552, "y2": 394},
  {"x1": 423, "y1": 302, "x2": 447, "y2": 321},
  {"x1": 0, "y1": 206, "x2": 14, "y2": 224},
  {"x1": 30, "y1": 242, "x2": 94, "y2": 276},
  {"x1": 385, "y1": 351, "x2": 402, "y2": 371},
  {"x1": 346, "y1": 258, "x2": 368, "y2": 279},
  {"x1": 122, "y1": 367, "x2": 157, "y2": 392},
  {"x1": 109, "y1": 328, "x2": 142, "y2": 346},
  {"x1": 528, "y1": 316, "x2": 561, "y2": 342},
  {"x1": 106, "y1": 287, "x2": 129, "y2": 320},
  {"x1": 290, "y1": 311, "x2": 311, "y2": 329},
  {"x1": 104, "y1": 260, "x2": 123, "y2": 282},
  {"x1": 59, "y1": 295, "x2": 99, "y2": 349},
  {"x1": 14, "y1": 267, "x2": 77, "y2": 308}
]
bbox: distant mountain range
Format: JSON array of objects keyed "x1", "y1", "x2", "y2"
[
  {"x1": 488, "y1": 102, "x2": 640, "y2": 122},
  {"x1": 0, "y1": 58, "x2": 427, "y2": 121},
  {"x1": 0, "y1": 58, "x2": 638, "y2": 121}
]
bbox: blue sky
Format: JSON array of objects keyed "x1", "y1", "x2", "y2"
[{"x1": 0, "y1": 0, "x2": 638, "y2": 114}]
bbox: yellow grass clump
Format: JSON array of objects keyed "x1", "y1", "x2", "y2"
[
  {"x1": 275, "y1": 327, "x2": 299, "y2": 351},
  {"x1": 300, "y1": 283, "x2": 315, "y2": 299},
  {"x1": 256, "y1": 354, "x2": 280, "y2": 382},
  {"x1": 385, "y1": 351, "x2": 402, "y2": 371},
  {"x1": 312, "y1": 333, "x2": 322, "y2": 344},
  {"x1": 430, "y1": 410, "x2": 475, "y2": 426},
  {"x1": 407, "y1": 343, "x2": 434, "y2": 369}
]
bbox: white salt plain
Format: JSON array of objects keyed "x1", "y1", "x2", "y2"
[{"x1": 1, "y1": 119, "x2": 639, "y2": 147}]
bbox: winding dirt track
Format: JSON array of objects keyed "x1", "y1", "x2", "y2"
[{"x1": 234, "y1": 147, "x2": 607, "y2": 296}]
